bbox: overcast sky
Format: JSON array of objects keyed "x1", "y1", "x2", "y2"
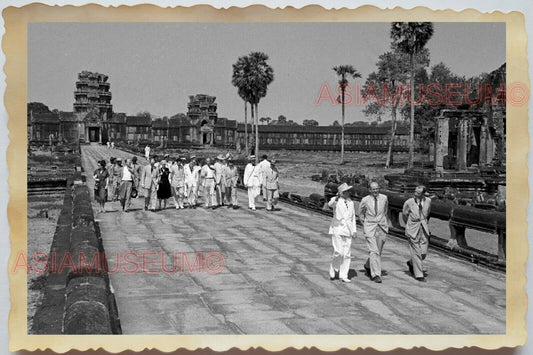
[{"x1": 28, "y1": 22, "x2": 505, "y2": 125}]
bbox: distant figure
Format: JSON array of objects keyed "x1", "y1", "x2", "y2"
[
  {"x1": 257, "y1": 154, "x2": 271, "y2": 201},
  {"x1": 327, "y1": 183, "x2": 356, "y2": 283},
  {"x1": 110, "y1": 140, "x2": 115, "y2": 149},
  {"x1": 157, "y1": 160, "x2": 172, "y2": 210},
  {"x1": 214, "y1": 154, "x2": 227, "y2": 207},
  {"x1": 140, "y1": 157, "x2": 158, "y2": 211},
  {"x1": 243, "y1": 155, "x2": 261, "y2": 211},
  {"x1": 170, "y1": 157, "x2": 186, "y2": 209},
  {"x1": 108, "y1": 158, "x2": 121, "y2": 202},
  {"x1": 145, "y1": 145, "x2": 151, "y2": 161},
  {"x1": 118, "y1": 159, "x2": 135, "y2": 212},
  {"x1": 224, "y1": 159, "x2": 239, "y2": 209},
  {"x1": 200, "y1": 158, "x2": 217, "y2": 209},
  {"x1": 402, "y1": 185, "x2": 432, "y2": 282},
  {"x1": 184, "y1": 157, "x2": 201, "y2": 208},
  {"x1": 107, "y1": 141, "x2": 111, "y2": 149},
  {"x1": 358, "y1": 182, "x2": 389, "y2": 284},
  {"x1": 131, "y1": 156, "x2": 141, "y2": 195},
  {"x1": 264, "y1": 160, "x2": 279, "y2": 211},
  {"x1": 93, "y1": 160, "x2": 109, "y2": 213}
]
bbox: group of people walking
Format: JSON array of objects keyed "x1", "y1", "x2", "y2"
[
  {"x1": 93, "y1": 152, "x2": 280, "y2": 214},
  {"x1": 328, "y1": 182, "x2": 432, "y2": 283},
  {"x1": 94, "y1": 148, "x2": 431, "y2": 283}
]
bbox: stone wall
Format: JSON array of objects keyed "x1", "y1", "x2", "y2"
[{"x1": 33, "y1": 175, "x2": 121, "y2": 334}]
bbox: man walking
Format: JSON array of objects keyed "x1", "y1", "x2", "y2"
[
  {"x1": 214, "y1": 154, "x2": 227, "y2": 207},
  {"x1": 264, "y1": 160, "x2": 279, "y2": 211},
  {"x1": 131, "y1": 156, "x2": 141, "y2": 195},
  {"x1": 359, "y1": 182, "x2": 389, "y2": 283},
  {"x1": 118, "y1": 159, "x2": 135, "y2": 212},
  {"x1": 140, "y1": 157, "x2": 158, "y2": 211},
  {"x1": 257, "y1": 154, "x2": 271, "y2": 201},
  {"x1": 224, "y1": 159, "x2": 239, "y2": 209},
  {"x1": 402, "y1": 185, "x2": 432, "y2": 282},
  {"x1": 243, "y1": 155, "x2": 261, "y2": 211},
  {"x1": 328, "y1": 183, "x2": 356, "y2": 283},
  {"x1": 170, "y1": 157, "x2": 186, "y2": 209},
  {"x1": 184, "y1": 157, "x2": 200, "y2": 208},
  {"x1": 200, "y1": 158, "x2": 217, "y2": 209}
]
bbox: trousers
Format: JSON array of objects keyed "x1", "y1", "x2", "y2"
[
  {"x1": 203, "y1": 179, "x2": 216, "y2": 207},
  {"x1": 185, "y1": 183, "x2": 197, "y2": 206},
  {"x1": 225, "y1": 185, "x2": 238, "y2": 205},
  {"x1": 247, "y1": 186, "x2": 259, "y2": 208},
  {"x1": 364, "y1": 226, "x2": 387, "y2": 277},
  {"x1": 329, "y1": 234, "x2": 352, "y2": 280},
  {"x1": 408, "y1": 228, "x2": 429, "y2": 278},
  {"x1": 172, "y1": 185, "x2": 185, "y2": 208},
  {"x1": 118, "y1": 180, "x2": 132, "y2": 210}
]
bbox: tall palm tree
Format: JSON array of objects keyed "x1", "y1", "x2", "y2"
[
  {"x1": 333, "y1": 65, "x2": 361, "y2": 164},
  {"x1": 247, "y1": 52, "x2": 274, "y2": 163},
  {"x1": 232, "y1": 56, "x2": 252, "y2": 154},
  {"x1": 391, "y1": 22, "x2": 434, "y2": 168}
]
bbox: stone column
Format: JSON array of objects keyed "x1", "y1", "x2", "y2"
[
  {"x1": 456, "y1": 119, "x2": 469, "y2": 170},
  {"x1": 435, "y1": 115, "x2": 449, "y2": 172}
]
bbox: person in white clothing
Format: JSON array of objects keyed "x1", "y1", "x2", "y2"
[
  {"x1": 358, "y1": 182, "x2": 389, "y2": 283},
  {"x1": 243, "y1": 155, "x2": 261, "y2": 211},
  {"x1": 200, "y1": 158, "x2": 217, "y2": 209},
  {"x1": 213, "y1": 154, "x2": 227, "y2": 207},
  {"x1": 257, "y1": 154, "x2": 271, "y2": 201},
  {"x1": 145, "y1": 145, "x2": 151, "y2": 161},
  {"x1": 184, "y1": 158, "x2": 200, "y2": 208},
  {"x1": 328, "y1": 182, "x2": 357, "y2": 283}
]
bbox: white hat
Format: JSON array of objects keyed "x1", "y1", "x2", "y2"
[
  {"x1": 337, "y1": 183, "x2": 352, "y2": 194},
  {"x1": 216, "y1": 154, "x2": 226, "y2": 160},
  {"x1": 249, "y1": 155, "x2": 256, "y2": 160}
]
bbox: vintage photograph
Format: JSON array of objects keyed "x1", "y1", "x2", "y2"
[{"x1": 24, "y1": 20, "x2": 509, "y2": 337}]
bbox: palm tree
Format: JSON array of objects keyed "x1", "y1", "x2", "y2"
[
  {"x1": 333, "y1": 65, "x2": 361, "y2": 164},
  {"x1": 247, "y1": 52, "x2": 274, "y2": 163},
  {"x1": 232, "y1": 56, "x2": 252, "y2": 154},
  {"x1": 391, "y1": 22, "x2": 434, "y2": 168}
]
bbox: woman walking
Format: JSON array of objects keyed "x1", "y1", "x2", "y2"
[
  {"x1": 157, "y1": 159, "x2": 172, "y2": 210},
  {"x1": 93, "y1": 160, "x2": 109, "y2": 213}
]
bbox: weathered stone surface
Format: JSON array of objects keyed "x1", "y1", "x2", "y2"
[
  {"x1": 63, "y1": 301, "x2": 111, "y2": 334},
  {"x1": 79, "y1": 145, "x2": 506, "y2": 335}
]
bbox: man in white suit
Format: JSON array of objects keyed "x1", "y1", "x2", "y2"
[
  {"x1": 257, "y1": 154, "x2": 271, "y2": 201},
  {"x1": 328, "y1": 183, "x2": 357, "y2": 283},
  {"x1": 243, "y1": 155, "x2": 261, "y2": 211},
  {"x1": 359, "y1": 182, "x2": 389, "y2": 283}
]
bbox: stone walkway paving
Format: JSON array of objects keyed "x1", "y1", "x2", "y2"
[{"x1": 81, "y1": 145, "x2": 505, "y2": 334}]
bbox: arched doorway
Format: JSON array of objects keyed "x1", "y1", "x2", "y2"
[{"x1": 200, "y1": 120, "x2": 212, "y2": 145}]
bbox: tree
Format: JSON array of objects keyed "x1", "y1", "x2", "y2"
[
  {"x1": 259, "y1": 116, "x2": 272, "y2": 125},
  {"x1": 248, "y1": 52, "x2": 274, "y2": 162},
  {"x1": 391, "y1": 22, "x2": 434, "y2": 168},
  {"x1": 278, "y1": 115, "x2": 287, "y2": 123},
  {"x1": 232, "y1": 52, "x2": 274, "y2": 161},
  {"x1": 363, "y1": 49, "x2": 429, "y2": 168},
  {"x1": 302, "y1": 119, "x2": 319, "y2": 126},
  {"x1": 331, "y1": 120, "x2": 341, "y2": 127},
  {"x1": 333, "y1": 65, "x2": 361, "y2": 164},
  {"x1": 232, "y1": 55, "x2": 252, "y2": 154},
  {"x1": 28, "y1": 102, "x2": 51, "y2": 115},
  {"x1": 136, "y1": 111, "x2": 151, "y2": 119}
]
